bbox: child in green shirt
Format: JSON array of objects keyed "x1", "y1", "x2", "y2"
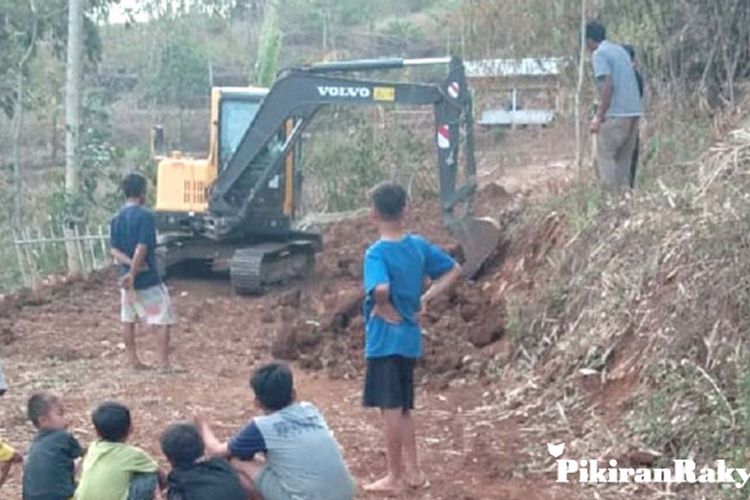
[{"x1": 75, "y1": 402, "x2": 164, "y2": 500}]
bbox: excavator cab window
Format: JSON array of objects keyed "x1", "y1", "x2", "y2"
[{"x1": 218, "y1": 97, "x2": 261, "y2": 172}]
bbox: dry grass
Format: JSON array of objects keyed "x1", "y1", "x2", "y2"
[{"x1": 490, "y1": 102, "x2": 750, "y2": 497}]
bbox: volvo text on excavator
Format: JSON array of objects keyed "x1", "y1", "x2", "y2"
[{"x1": 152, "y1": 56, "x2": 501, "y2": 294}]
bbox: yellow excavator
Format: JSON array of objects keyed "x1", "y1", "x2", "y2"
[{"x1": 152, "y1": 57, "x2": 501, "y2": 294}]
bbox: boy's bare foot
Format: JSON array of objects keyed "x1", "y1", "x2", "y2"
[{"x1": 364, "y1": 475, "x2": 404, "y2": 494}]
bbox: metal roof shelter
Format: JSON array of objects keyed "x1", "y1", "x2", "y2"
[
  {"x1": 465, "y1": 57, "x2": 565, "y2": 78},
  {"x1": 465, "y1": 57, "x2": 566, "y2": 127}
]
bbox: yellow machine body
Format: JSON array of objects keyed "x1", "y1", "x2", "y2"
[
  {"x1": 154, "y1": 87, "x2": 272, "y2": 214},
  {"x1": 154, "y1": 155, "x2": 215, "y2": 213}
]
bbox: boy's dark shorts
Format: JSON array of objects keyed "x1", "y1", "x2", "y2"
[{"x1": 363, "y1": 355, "x2": 416, "y2": 410}]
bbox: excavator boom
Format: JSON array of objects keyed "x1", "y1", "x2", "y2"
[{"x1": 206, "y1": 56, "x2": 500, "y2": 277}]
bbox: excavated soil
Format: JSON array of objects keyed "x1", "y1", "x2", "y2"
[{"x1": 273, "y1": 192, "x2": 514, "y2": 385}]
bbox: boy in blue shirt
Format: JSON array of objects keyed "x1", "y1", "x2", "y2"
[
  {"x1": 362, "y1": 182, "x2": 461, "y2": 493},
  {"x1": 110, "y1": 173, "x2": 175, "y2": 369}
]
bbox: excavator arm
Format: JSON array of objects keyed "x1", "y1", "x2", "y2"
[{"x1": 207, "y1": 57, "x2": 500, "y2": 277}]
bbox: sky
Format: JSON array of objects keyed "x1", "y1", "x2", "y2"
[{"x1": 107, "y1": 0, "x2": 153, "y2": 24}]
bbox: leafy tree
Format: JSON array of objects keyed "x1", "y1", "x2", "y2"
[
  {"x1": 0, "y1": 0, "x2": 110, "y2": 118},
  {"x1": 0, "y1": 0, "x2": 114, "y2": 231},
  {"x1": 380, "y1": 20, "x2": 424, "y2": 54},
  {"x1": 47, "y1": 88, "x2": 124, "y2": 226},
  {"x1": 146, "y1": 35, "x2": 209, "y2": 146},
  {"x1": 283, "y1": 0, "x2": 376, "y2": 52},
  {"x1": 254, "y1": 0, "x2": 282, "y2": 86},
  {"x1": 149, "y1": 37, "x2": 209, "y2": 105}
]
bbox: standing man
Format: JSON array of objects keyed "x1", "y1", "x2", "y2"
[
  {"x1": 586, "y1": 21, "x2": 643, "y2": 189},
  {"x1": 622, "y1": 44, "x2": 644, "y2": 188},
  {"x1": 110, "y1": 173, "x2": 175, "y2": 369}
]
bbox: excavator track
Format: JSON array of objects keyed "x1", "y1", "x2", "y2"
[{"x1": 230, "y1": 241, "x2": 315, "y2": 295}]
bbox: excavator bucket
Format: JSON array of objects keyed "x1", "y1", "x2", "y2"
[{"x1": 453, "y1": 216, "x2": 502, "y2": 278}]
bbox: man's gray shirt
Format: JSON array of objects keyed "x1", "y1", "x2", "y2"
[{"x1": 592, "y1": 40, "x2": 643, "y2": 117}]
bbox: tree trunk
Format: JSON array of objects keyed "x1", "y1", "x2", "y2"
[
  {"x1": 179, "y1": 106, "x2": 185, "y2": 150},
  {"x1": 459, "y1": 0, "x2": 466, "y2": 58},
  {"x1": 11, "y1": 0, "x2": 37, "y2": 231},
  {"x1": 51, "y1": 103, "x2": 59, "y2": 162},
  {"x1": 11, "y1": 69, "x2": 25, "y2": 231},
  {"x1": 574, "y1": 0, "x2": 587, "y2": 173},
  {"x1": 64, "y1": 0, "x2": 85, "y2": 276},
  {"x1": 322, "y1": 9, "x2": 328, "y2": 52}
]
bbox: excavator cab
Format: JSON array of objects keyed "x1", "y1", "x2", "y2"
[
  {"x1": 154, "y1": 87, "x2": 295, "y2": 233},
  {"x1": 218, "y1": 91, "x2": 265, "y2": 173}
]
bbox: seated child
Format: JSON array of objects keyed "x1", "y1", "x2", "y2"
[
  {"x1": 0, "y1": 372, "x2": 22, "y2": 489},
  {"x1": 22, "y1": 392, "x2": 83, "y2": 500},
  {"x1": 0, "y1": 441, "x2": 23, "y2": 486},
  {"x1": 160, "y1": 422, "x2": 245, "y2": 500},
  {"x1": 196, "y1": 362, "x2": 356, "y2": 500},
  {"x1": 0, "y1": 440, "x2": 22, "y2": 488},
  {"x1": 75, "y1": 402, "x2": 164, "y2": 500}
]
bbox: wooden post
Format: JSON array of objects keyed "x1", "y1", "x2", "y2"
[
  {"x1": 23, "y1": 228, "x2": 38, "y2": 289},
  {"x1": 13, "y1": 230, "x2": 29, "y2": 288},
  {"x1": 51, "y1": 225, "x2": 61, "y2": 273},
  {"x1": 86, "y1": 225, "x2": 97, "y2": 270},
  {"x1": 35, "y1": 227, "x2": 46, "y2": 275},
  {"x1": 98, "y1": 225, "x2": 108, "y2": 268},
  {"x1": 73, "y1": 224, "x2": 88, "y2": 276},
  {"x1": 64, "y1": 0, "x2": 84, "y2": 277}
]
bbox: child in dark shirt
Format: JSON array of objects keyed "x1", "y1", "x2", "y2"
[
  {"x1": 362, "y1": 183, "x2": 461, "y2": 493},
  {"x1": 22, "y1": 392, "x2": 83, "y2": 500},
  {"x1": 160, "y1": 422, "x2": 245, "y2": 500}
]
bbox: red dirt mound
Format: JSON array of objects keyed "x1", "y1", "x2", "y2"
[{"x1": 261, "y1": 187, "x2": 533, "y2": 385}]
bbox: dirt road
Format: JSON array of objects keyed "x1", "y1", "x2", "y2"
[
  {"x1": 0, "y1": 272, "x2": 575, "y2": 499},
  {"x1": 0, "y1": 129, "x2": 579, "y2": 499}
]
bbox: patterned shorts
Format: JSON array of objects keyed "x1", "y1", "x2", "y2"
[{"x1": 121, "y1": 284, "x2": 176, "y2": 326}]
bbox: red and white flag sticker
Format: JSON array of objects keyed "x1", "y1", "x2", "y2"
[
  {"x1": 447, "y1": 82, "x2": 460, "y2": 99},
  {"x1": 437, "y1": 125, "x2": 450, "y2": 149}
]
